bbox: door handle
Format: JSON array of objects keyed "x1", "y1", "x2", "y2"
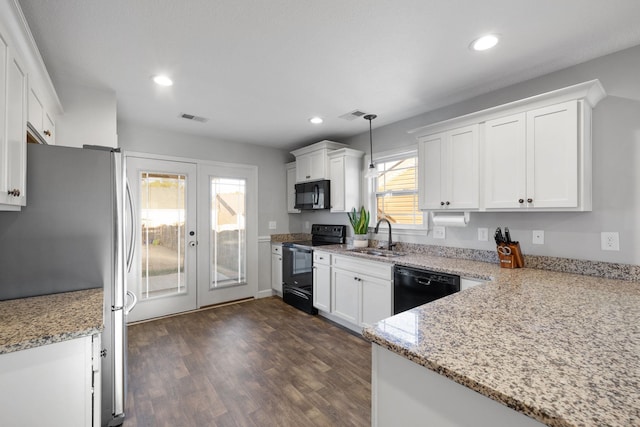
[
  {"x1": 124, "y1": 290, "x2": 138, "y2": 315},
  {"x1": 125, "y1": 178, "x2": 137, "y2": 273}
]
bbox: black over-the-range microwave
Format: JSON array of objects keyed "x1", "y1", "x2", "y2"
[{"x1": 294, "y1": 179, "x2": 330, "y2": 210}]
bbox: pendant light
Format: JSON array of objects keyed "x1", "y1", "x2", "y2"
[{"x1": 364, "y1": 114, "x2": 378, "y2": 178}]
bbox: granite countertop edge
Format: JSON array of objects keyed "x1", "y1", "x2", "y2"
[{"x1": 0, "y1": 288, "x2": 104, "y2": 355}]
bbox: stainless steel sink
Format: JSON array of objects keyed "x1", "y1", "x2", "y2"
[{"x1": 348, "y1": 248, "x2": 406, "y2": 258}]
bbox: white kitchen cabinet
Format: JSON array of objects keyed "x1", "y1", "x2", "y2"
[
  {"x1": 0, "y1": 4, "x2": 63, "y2": 211},
  {"x1": 332, "y1": 267, "x2": 361, "y2": 325},
  {"x1": 28, "y1": 85, "x2": 56, "y2": 145},
  {"x1": 484, "y1": 101, "x2": 584, "y2": 210},
  {"x1": 0, "y1": 48, "x2": 27, "y2": 210},
  {"x1": 360, "y1": 274, "x2": 392, "y2": 327},
  {"x1": 483, "y1": 112, "x2": 526, "y2": 209},
  {"x1": 330, "y1": 255, "x2": 393, "y2": 330},
  {"x1": 296, "y1": 149, "x2": 327, "y2": 182},
  {"x1": 291, "y1": 140, "x2": 347, "y2": 183},
  {"x1": 271, "y1": 243, "x2": 283, "y2": 294},
  {"x1": 312, "y1": 250, "x2": 331, "y2": 311},
  {"x1": 418, "y1": 124, "x2": 479, "y2": 211},
  {"x1": 328, "y1": 148, "x2": 364, "y2": 212},
  {"x1": 0, "y1": 334, "x2": 101, "y2": 427},
  {"x1": 411, "y1": 80, "x2": 605, "y2": 213},
  {"x1": 525, "y1": 101, "x2": 579, "y2": 209},
  {"x1": 285, "y1": 162, "x2": 300, "y2": 213}
]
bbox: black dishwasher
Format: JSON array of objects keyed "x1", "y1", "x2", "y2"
[{"x1": 393, "y1": 265, "x2": 460, "y2": 314}]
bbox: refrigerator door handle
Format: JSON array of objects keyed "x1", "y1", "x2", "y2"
[
  {"x1": 125, "y1": 177, "x2": 137, "y2": 273},
  {"x1": 125, "y1": 290, "x2": 138, "y2": 315}
]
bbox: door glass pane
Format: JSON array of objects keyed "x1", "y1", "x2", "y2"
[
  {"x1": 140, "y1": 172, "x2": 186, "y2": 299},
  {"x1": 210, "y1": 177, "x2": 246, "y2": 289}
]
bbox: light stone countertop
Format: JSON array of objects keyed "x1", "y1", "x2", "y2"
[
  {"x1": 312, "y1": 244, "x2": 640, "y2": 426},
  {"x1": 0, "y1": 288, "x2": 104, "y2": 355}
]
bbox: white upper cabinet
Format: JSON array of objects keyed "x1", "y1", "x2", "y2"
[
  {"x1": 418, "y1": 124, "x2": 479, "y2": 211},
  {"x1": 285, "y1": 162, "x2": 300, "y2": 213},
  {"x1": 0, "y1": 47, "x2": 27, "y2": 209},
  {"x1": 483, "y1": 112, "x2": 527, "y2": 209},
  {"x1": 291, "y1": 140, "x2": 347, "y2": 183},
  {"x1": 525, "y1": 101, "x2": 579, "y2": 209},
  {"x1": 328, "y1": 148, "x2": 364, "y2": 212},
  {"x1": 28, "y1": 85, "x2": 56, "y2": 145},
  {"x1": 0, "y1": 1, "x2": 62, "y2": 211},
  {"x1": 412, "y1": 80, "x2": 606, "y2": 212},
  {"x1": 484, "y1": 100, "x2": 586, "y2": 210}
]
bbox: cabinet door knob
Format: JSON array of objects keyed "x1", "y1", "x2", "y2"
[
  {"x1": 43, "y1": 130, "x2": 52, "y2": 137},
  {"x1": 440, "y1": 201, "x2": 445, "y2": 206},
  {"x1": 518, "y1": 199, "x2": 524, "y2": 204},
  {"x1": 7, "y1": 189, "x2": 20, "y2": 197},
  {"x1": 306, "y1": 175, "x2": 311, "y2": 179},
  {"x1": 527, "y1": 198, "x2": 533, "y2": 203},
  {"x1": 445, "y1": 201, "x2": 450, "y2": 206}
]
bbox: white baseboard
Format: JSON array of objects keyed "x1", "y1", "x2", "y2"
[{"x1": 256, "y1": 289, "x2": 275, "y2": 299}]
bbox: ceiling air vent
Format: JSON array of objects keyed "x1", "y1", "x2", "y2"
[
  {"x1": 179, "y1": 113, "x2": 209, "y2": 123},
  {"x1": 338, "y1": 110, "x2": 368, "y2": 121}
]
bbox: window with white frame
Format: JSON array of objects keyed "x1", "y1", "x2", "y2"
[{"x1": 368, "y1": 149, "x2": 425, "y2": 229}]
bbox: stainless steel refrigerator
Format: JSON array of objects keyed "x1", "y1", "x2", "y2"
[{"x1": 0, "y1": 143, "x2": 136, "y2": 427}]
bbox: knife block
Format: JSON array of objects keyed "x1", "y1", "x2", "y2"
[{"x1": 497, "y1": 242, "x2": 524, "y2": 268}]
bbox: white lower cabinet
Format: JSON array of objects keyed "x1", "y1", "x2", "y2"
[
  {"x1": 328, "y1": 255, "x2": 393, "y2": 331},
  {"x1": 271, "y1": 243, "x2": 283, "y2": 294},
  {"x1": 331, "y1": 267, "x2": 361, "y2": 324},
  {"x1": 361, "y1": 274, "x2": 393, "y2": 327},
  {"x1": 312, "y1": 251, "x2": 331, "y2": 311},
  {"x1": 0, "y1": 334, "x2": 101, "y2": 427}
]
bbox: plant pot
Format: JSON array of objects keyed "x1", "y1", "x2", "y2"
[{"x1": 352, "y1": 234, "x2": 369, "y2": 248}]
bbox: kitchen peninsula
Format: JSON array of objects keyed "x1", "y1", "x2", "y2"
[{"x1": 362, "y1": 265, "x2": 640, "y2": 427}]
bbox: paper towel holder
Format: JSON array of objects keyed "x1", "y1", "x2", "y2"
[{"x1": 431, "y1": 211, "x2": 470, "y2": 227}]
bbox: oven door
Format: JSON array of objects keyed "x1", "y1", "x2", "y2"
[{"x1": 282, "y1": 245, "x2": 316, "y2": 314}]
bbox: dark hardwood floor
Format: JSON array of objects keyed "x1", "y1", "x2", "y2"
[{"x1": 124, "y1": 297, "x2": 371, "y2": 427}]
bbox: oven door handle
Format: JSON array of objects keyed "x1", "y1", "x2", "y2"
[
  {"x1": 284, "y1": 287, "x2": 310, "y2": 300},
  {"x1": 415, "y1": 278, "x2": 432, "y2": 286}
]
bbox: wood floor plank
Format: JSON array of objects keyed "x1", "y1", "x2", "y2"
[{"x1": 124, "y1": 297, "x2": 371, "y2": 426}]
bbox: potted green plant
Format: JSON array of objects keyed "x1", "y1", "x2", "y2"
[{"x1": 347, "y1": 206, "x2": 370, "y2": 248}]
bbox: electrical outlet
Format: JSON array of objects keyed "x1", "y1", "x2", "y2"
[
  {"x1": 433, "y1": 226, "x2": 446, "y2": 239},
  {"x1": 601, "y1": 232, "x2": 620, "y2": 251},
  {"x1": 304, "y1": 221, "x2": 310, "y2": 230},
  {"x1": 478, "y1": 227, "x2": 489, "y2": 241},
  {"x1": 532, "y1": 230, "x2": 544, "y2": 245},
  {"x1": 268, "y1": 221, "x2": 277, "y2": 230}
]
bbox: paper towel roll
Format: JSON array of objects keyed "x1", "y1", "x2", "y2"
[{"x1": 431, "y1": 212, "x2": 470, "y2": 227}]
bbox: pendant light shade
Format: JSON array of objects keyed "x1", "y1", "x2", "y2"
[{"x1": 364, "y1": 114, "x2": 378, "y2": 178}]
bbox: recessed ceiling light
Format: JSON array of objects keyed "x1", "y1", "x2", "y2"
[
  {"x1": 153, "y1": 75, "x2": 173, "y2": 86},
  {"x1": 309, "y1": 117, "x2": 323, "y2": 124},
  {"x1": 470, "y1": 34, "x2": 499, "y2": 51}
]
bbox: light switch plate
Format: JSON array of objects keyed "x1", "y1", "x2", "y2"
[
  {"x1": 268, "y1": 221, "x2": 277, "y2": 230},
  {"x1": 532, "y1": 230, "x2": 544, "y2": 244},
  {"x1": 433, "y1": 226, "x2": 446, "y2": 239},
  {"x1": 478, "y1": 227, "x2": 489, "y2": 241}
]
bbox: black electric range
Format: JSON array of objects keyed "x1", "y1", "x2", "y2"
[{"x1": 281, "y1": 224, "x2": 346, "y2": 314}]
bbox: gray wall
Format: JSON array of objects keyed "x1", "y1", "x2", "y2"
[
  {"x1": 291, "y1": 44, "x2": 640, "y2": 266},
  {"x1": 117, "y1": 122, "x2": 291, "y2": 238}
]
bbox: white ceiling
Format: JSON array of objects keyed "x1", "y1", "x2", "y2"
[{"x1": 18, "y1": 0, "x2": 640, "y2": 150}]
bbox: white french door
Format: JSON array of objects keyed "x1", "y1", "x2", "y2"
[
  {"x1": 197, "y1": 163, "x2": 258, "y2": 307},
  {"x1": 126, "y1": 157, "x2": 198, "y2": 322}
]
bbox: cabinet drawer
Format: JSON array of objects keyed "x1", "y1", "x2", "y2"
[
  {"x1": 332, "y1": 255, "x2": 393, "y2": 280},
  {"x1": 271, "y1": 244, "x2": 282, "y2": 255},
  {"x1": 313, "y1": 251, "x2": 330, "y2": 265}
]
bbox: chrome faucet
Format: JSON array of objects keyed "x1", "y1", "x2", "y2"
[{"x1": 374, "y1": 218, "x2": 396, "y2": 251}]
